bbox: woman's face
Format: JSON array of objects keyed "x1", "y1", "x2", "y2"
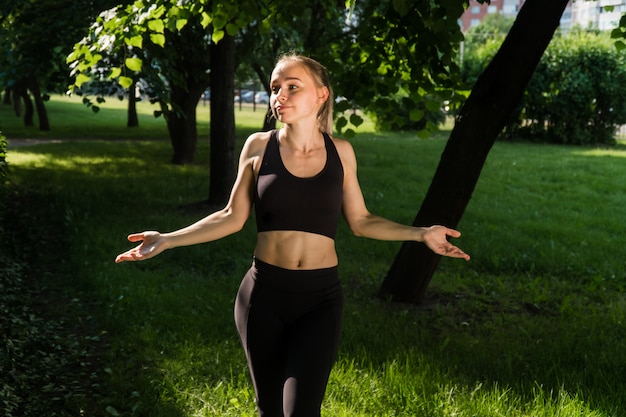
[{"x1": 270, "y1": 61, "x2": 329, "y2": 126}]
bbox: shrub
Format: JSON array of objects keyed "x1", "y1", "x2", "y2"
[
  {"x1": 519, "y1": 30, "x2": 626, "y2": 145},
  {"x1": 462, "y1": 27, "x2": 626, "y2": 145}
]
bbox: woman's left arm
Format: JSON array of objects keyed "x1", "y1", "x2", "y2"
[{"x1": 336, "y1": 139, "x2": 470, "y2": 261}]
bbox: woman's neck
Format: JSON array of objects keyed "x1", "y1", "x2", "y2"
[{"x1": 279, "y1": 123, "x2": 323, "y2": 153}]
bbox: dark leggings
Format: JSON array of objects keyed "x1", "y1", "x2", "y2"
[{"x1": 234, "y1": 258, "x2": 344, "y2": 417}]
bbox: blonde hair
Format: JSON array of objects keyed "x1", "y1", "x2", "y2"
[{"x1": 272, "y1": 54, "x2": 334, "y2": 134}]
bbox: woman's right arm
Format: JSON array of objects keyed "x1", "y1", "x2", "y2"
[{"x1": 115, "y1": 133, "x2": 264, "y2": 263}]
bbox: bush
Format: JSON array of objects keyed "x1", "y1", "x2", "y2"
[
  {"x1": 519, "y1": 30, "x2": 626, "y2": 145},
  {"x1": 462, "y1": 28, "x2": 626, "y2": 145}
]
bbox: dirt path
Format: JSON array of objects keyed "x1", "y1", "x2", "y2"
[{"x1": 8, "y1": 139, "x2": 65, "y2": 147}]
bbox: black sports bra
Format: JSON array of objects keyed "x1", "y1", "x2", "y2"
[{"x1": 255, "y1": 130, "x2": 344, "y2": 239}]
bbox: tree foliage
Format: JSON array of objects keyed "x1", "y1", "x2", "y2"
[
  {"x1": 331, "y1": 0, "x2": 467, "y2": 136},
  {"x1": 464, "y1": 27, "x2": 626, "y2": 146},
  {"x1": 0, "y1": 0, "x2": 117, "y2": 130},
  {"x1": 67, "y1": 0, "x2": 265, "y2": 165},
  {"x1": 460, "y1": 13, "x2": 515, "y2": 88},
  {"x1": 519, "y1": 30, "x2": 626, "y2": 145}
]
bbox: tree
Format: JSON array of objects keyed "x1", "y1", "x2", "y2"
[
  {"x1": 68, "y1": 0, "x2": 267, "y2": 187},
  {"x1": 379, "y1": 0, "x2": 571, "y2": 303},
  {"x1": 330, "y1": 0, "x2": 466, "y2": 137},
  {"x1": 0, "y1": 0, "x2": 118, "y2": 131},
  {"x1": 68, "y1": 4, "x2": 213, "y2": 164},
  {"x1": 208, "y1": 33, "x2": 237, "y2": 206}
]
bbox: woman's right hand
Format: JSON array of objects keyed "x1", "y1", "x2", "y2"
[{"x1": 115, "y1": 231, "x2": 167, "y2": 263}]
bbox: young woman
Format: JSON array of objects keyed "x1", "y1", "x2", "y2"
[{"x1": 116, "y1": 54, "x2": 470, "y2": 417}]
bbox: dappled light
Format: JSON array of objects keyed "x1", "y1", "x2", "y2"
[{"x1": 3, "y1": 136, "x2": 625, "y2": 416}]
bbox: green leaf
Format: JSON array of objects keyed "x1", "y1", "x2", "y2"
[
  {"x1": 335, "y1": 100, "x2": 350, "y2": 112},
  {"x1": 225, "y1": 23, "x2": 239, "y2": 36},
  {"x1": 344, "y1": 128, "x2": 356, "y2": 138},
  {"x1": 213, "y1": 15, "x2": 227, "y2": 29},
  {"x1": 409, "y1": 109, "x2": 424, "y2": 121},
  {"x1": 616, "y1": 40, "x2": 626, "y2": 51},
  {"x1": 150, "y1": 33, "x2": 165, "y2": 47},
  {"x1": 75, "y1": 73, "x2": 91, "y2": 88},
  {"x1": 176, "y1": 18, "x2": 188, "y2": 31},
  {"x1": 200, "y1": 12, "x2": 212, "y2": 28},
  {"x1": 336, "y1": 116, "x2": 348, "y2": 130},
  {"x1": 349, "y1": 113, "x2": 364, "y2": 127},
  {"x1": 125, "y1": 57, "x2": 143, "y2": 72},
  {"x1": 212, "y1": 29, "x2": 225, "y2": 43},
  {"x1": 151, "y1": 4, "x2": 166, "y2": 19},
  {"x1": 109, "y1": 67, "x2": 121, "y2": 79},
  {"x1": 610, "y1": 28, "x2": 623, "y2": 39},
  {"x1": 425, "y1": 99, "x2": 441, "y2": 112},
  {"x1": 392, "y1": 0, "x2": 410, "y2": 17},
  {"x1": 148, "y1": 19, "x2": 165, "y2": 33},
  {"x1": 259, "y1": 18, "x2": 271, "y2": 34},
  {"x1": 119, "y1": 76, "x2": 134, "y2": 89},
  {"x1": 126, "y1": 34, "x2": 143, "y2": 48}
]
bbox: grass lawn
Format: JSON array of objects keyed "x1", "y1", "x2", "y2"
[{"x1": 1, "y1": 96, "x2": 625, "y2": 416}]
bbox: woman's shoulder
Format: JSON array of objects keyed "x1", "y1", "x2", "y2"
[
  {"x1": 242, "y1": 130, "x2": 274, "y2": 156},
  {"x1": 328, "y1": 134, "x2": 356, "y2": 162}
]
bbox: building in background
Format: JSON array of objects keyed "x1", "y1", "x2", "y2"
[
  {"x1": 459, "y1": 0, "x2": 525, "y2": 32},
  {"x1": 459, "y1": 0, "x2": 626, "y2": 32}
]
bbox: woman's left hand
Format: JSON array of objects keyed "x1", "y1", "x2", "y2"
[{"x1": 422, "y1": 226, "x2": 470, "y2": 261}]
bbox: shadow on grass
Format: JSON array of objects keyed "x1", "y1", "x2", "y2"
[{"x1": 5, "y1": 139, "x2": 625, "y2": 416}]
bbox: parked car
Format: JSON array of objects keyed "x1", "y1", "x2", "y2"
[
  {"x1": 255, "y1": 91, "x2": 269, "y2": 104},
  {"x1": 235, "y1": 90, "x2": 255, "y2": 103},
  {"x1": 241, "y1": 91, "x2": 254, "y2": 103}
]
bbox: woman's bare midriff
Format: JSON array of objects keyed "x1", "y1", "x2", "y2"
[{"x1": 254, "y1": 231, "x2": 338, "y2": 270}]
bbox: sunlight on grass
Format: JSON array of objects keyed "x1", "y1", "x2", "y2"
[
  {"x1": 571, "y1": 147, "x2": 626, "y2": 158},
  {"x1": 4, "y1": 122, "x2": 625, "y2": 416}
]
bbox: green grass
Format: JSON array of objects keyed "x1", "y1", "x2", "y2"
[
  {"x1": 1, "y1": 97, "x2": 625, "y2": 416},
  {"x1": 0, "y1": 94, "x2": 270, "y2": 141}
]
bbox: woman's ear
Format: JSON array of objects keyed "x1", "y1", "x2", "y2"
[{"x1": 318, "y1": 86, "x2": 330, "y2": 103}]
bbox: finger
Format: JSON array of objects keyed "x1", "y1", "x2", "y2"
[
  {"x1": 127, "y1": 233, "x2": 144, "y2": 242},
  {"x1": 115, "y1": 252, "x2": 134, "y2": 263},
  {"x1": 442, "y1": 244, "x2": 470, "y2": 261},
  {"x1": 445, "y1": 228, "x2": 461, "y2": 238},
  {"x1": 452, "y1": 248, "x2": 470, "y2": 261}
]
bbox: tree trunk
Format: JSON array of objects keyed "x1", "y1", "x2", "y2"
[
  {"x1": 167, "y1": 85, "x2": 200, "y2": 164},
  {"x1": 127, "y1": 80, "x2": 139, "y2": 128},
  {"x1": 26, "y1": 76, "x2": 50, "y2": 131},
  {"x1": 379, "y1": 0, "x2": 570, "y2": 304},
  {"x1": 14, "y1": 82, "x2": 34, "y2": 127},
  {"x1": 208, "y1": 34, "x2": 237, "y2": 206},
  {"x1": 252, "y1": 63, "x2": 276, "y2": 132}
]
